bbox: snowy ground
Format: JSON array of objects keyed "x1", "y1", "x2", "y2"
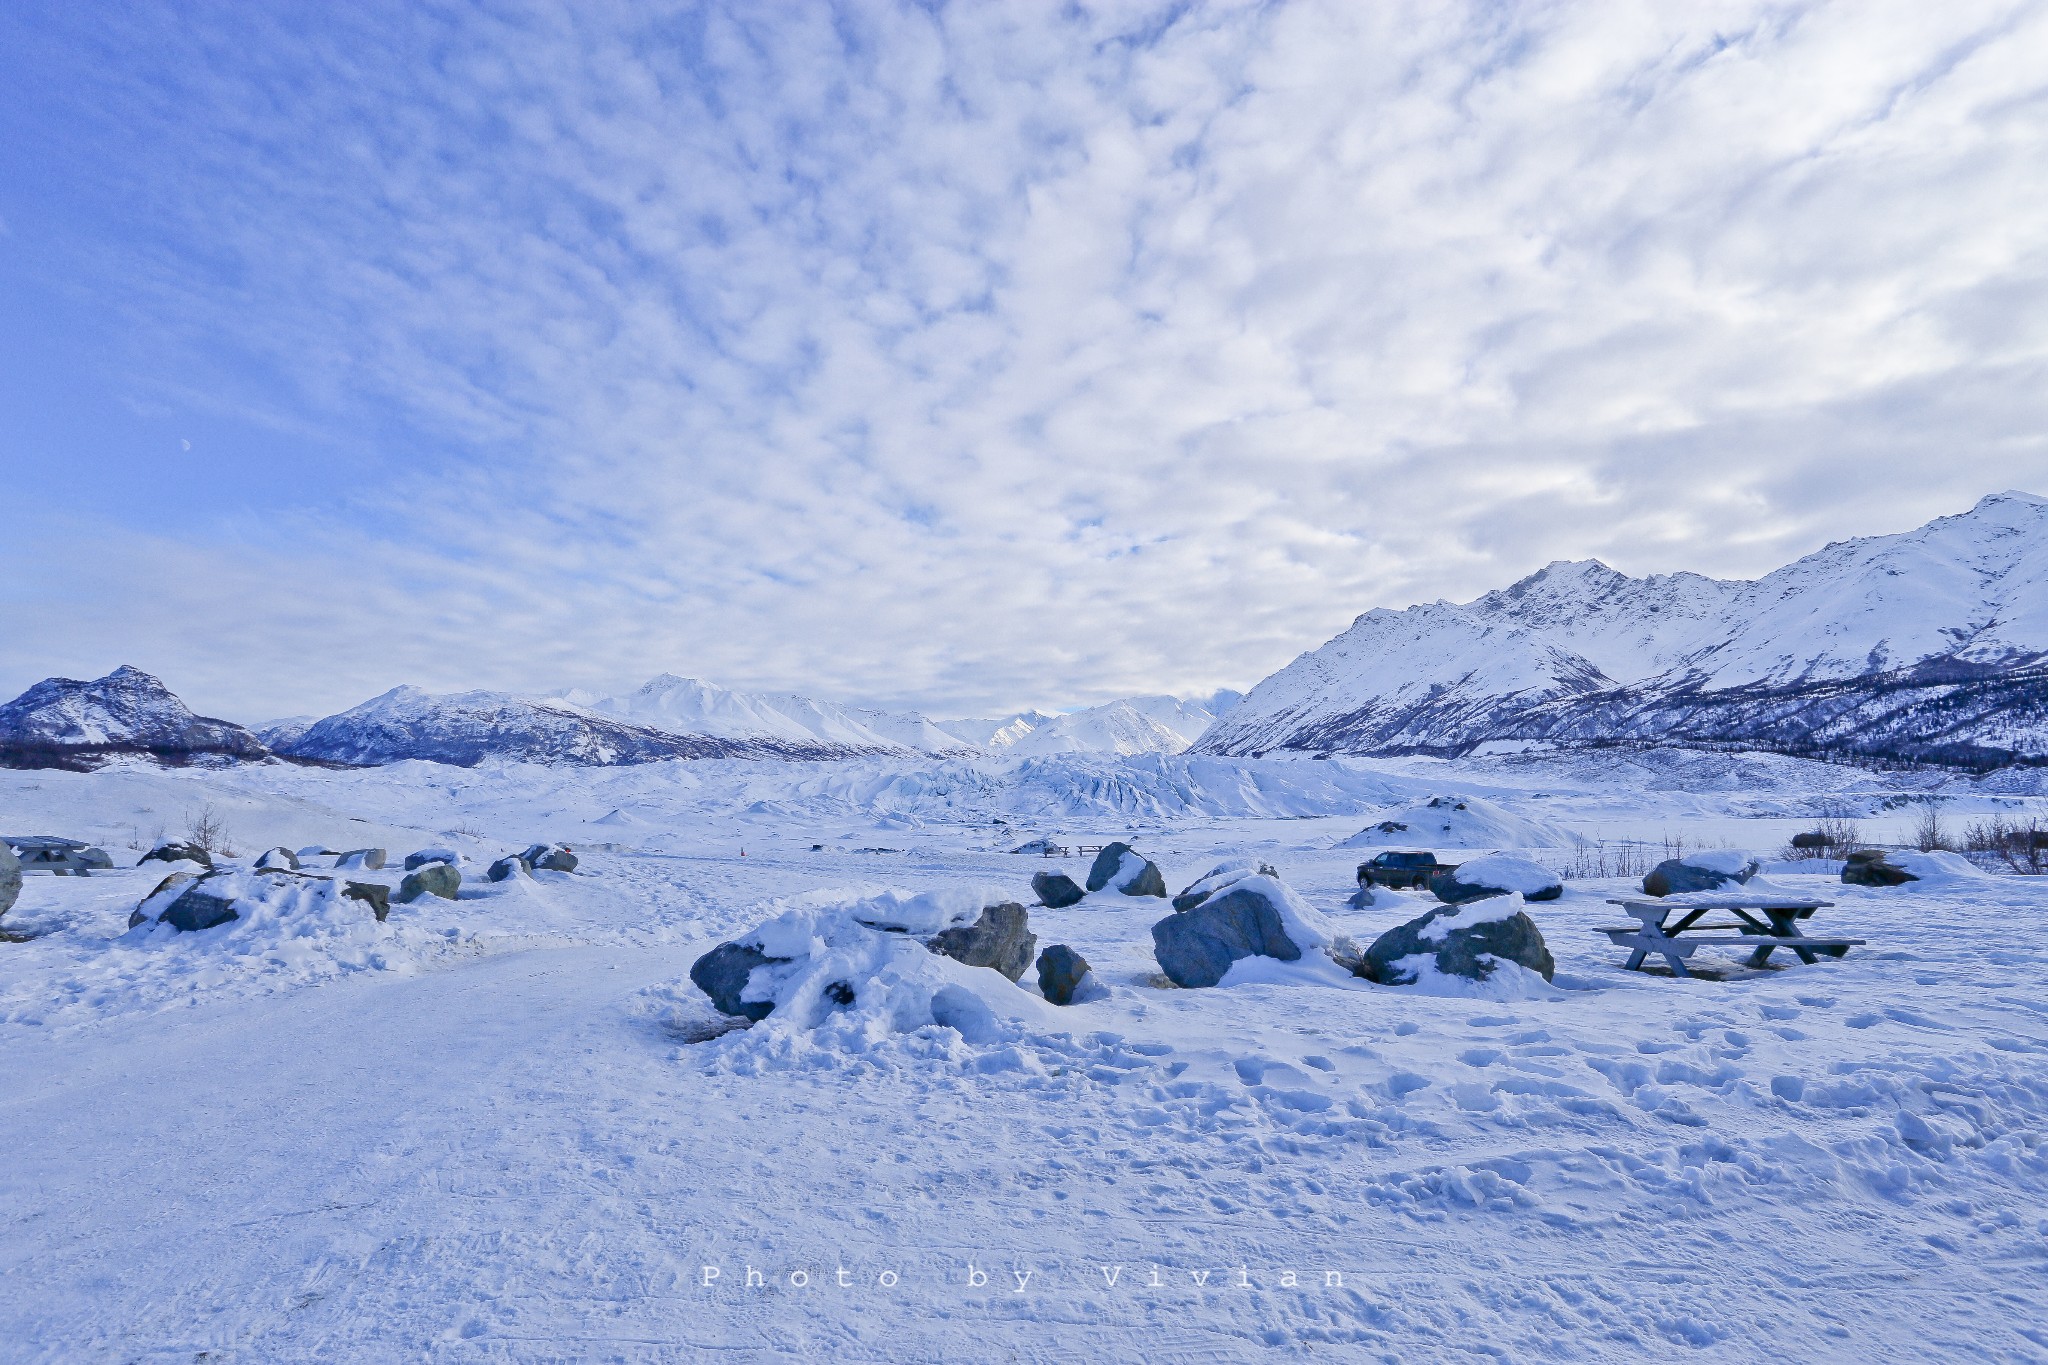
[{"x1": 2, "y1": 751, "x2": 2046, "y2": 1361}]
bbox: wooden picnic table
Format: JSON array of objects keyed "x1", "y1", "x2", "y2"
[{"x1": 1598, "y1": 895, "x2": 1864, "y2": 978}]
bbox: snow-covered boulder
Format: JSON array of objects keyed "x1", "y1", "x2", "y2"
[
  {"x1": 1036, "y1": 944, "x2": 1092, "y2": 1006},
  {"x1": 1031, "y1": 870, "x2": 1085, "y2": 908},
  {"x1": 686, "y1": 887, "x2": 1058, "y2": 1042},
  {"x1": 1354, "y1": 895, "x2": 1555, "y2": 986},
  {"x1": 1337, "y1": 795, "x2": 1571, "y2": 850},
  {"x1": 335, "y1": 848, "x2": 386, "y2": 871},
  {"x1": 128, "y1": 867, "x2": 391, "y2": 939},
  {"x1": 924, "y1": 902, "x2": 1037, "y2": 981},
  {"x1": 140, "y1": 841, "x2": 213, "y2": 871},
  {"x1": 1173, "y1": 860, "x2": 1276, "y2": 911},
  {"x1": 1012, "y1": 838, "x2": 1062, "y2": 856},
  {"x1": 396, "y1": 863, "x2": 461, "y2": 903},
  {"x1": 521, "y1": 843, "x2": 578, "y2": 873},
  {"x1": 1085, "y1": 842, "x2": 1166, "y2": 897},
  {"x1": 1150, "y1": 863, "x2": 1335, "y2": 989},
  {"x1": 1643, "y1": 849, "x2": 1761, "y2": 897},
  {"x1": 1842, "y1": 849, "x2": 1989, "y2": 887},
  {"x1": 256, "y1": 847, "x2": 300, "y2": 871},
  {"x1": 487, "y1": 854, "x2": 531, "y2": 882},
  {"x1": 1431, "y1": 854, "x2": 1562, "y2": 905},
  {"x1": 404, "y1": 848, "x2": 459, "y2": 871},
  {"x1": 0, "y1": 841, "x2": 18, "y2": 919}
]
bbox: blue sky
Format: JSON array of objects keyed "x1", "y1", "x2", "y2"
[{"x1": 4, "y1": 0, "x2": 2046, "y2": 723}]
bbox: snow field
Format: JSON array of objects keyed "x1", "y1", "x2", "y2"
[{"x1": 1, "y1": 752, "x2": 2046, "y2": 1360}]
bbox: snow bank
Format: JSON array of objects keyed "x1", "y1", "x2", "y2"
[
  {"x1": 1878, "y1": 850, "x2": 1995, "y2": 884},
  {"x1": 1440, "y1": 853, "x2": 1561, "y2": 896},
  {"x1": 1337, "y1": 794, "x2": 1571, "y2": 850},
  {"x1": 694, "y1": 889, "x2": 1062, "y2": 1050}
]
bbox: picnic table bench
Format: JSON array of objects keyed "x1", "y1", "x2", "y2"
[
  {"x1": 1597, "y1": 895, "x2": 1864, "y2": 978},
  {"x1": 3, "y1": 836, "x2": 113, "y2": 878}
]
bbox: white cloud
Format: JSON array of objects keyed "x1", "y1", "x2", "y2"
[{"x1": 4, "y1": 0, "x2": 2046, "y2": 721}]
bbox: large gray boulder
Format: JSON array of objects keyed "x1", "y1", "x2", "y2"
[
  {"x1": 139, "y1": 841, "x2": 212, "y2": 871},
  {"x1": 1431, "y1": 854, "x2": 1562, "y2": 905},
  {"x1": 1173, "y1": 861, "x2": 1276, "y2": 912},
  {"x1": 1031, "y1": 870, "x2": 1085, "y2": 908},
  {"x1": 1842, "y1": 849, "x2": 1916, "y2": 886},
  {"x1": 341, "y1": 881, "x2": 392, "y2": 921},
  {"x1": 1036, "y1": 944, "x2": 1091, "y2": 1006},
  {"x1": 1085, "y1": 842, "x2": 1166, "y2": 897},
  {"x1": 0, "y1": 841, "x2": 18, "y2": 920},
  {"x1": 158, "y1": 876, "x2": 241, "y2": 933},
  {"x1": 487, "y1": 854, "x2": 531, "y2": 882},
  {"x1": 1354, "y1": 901, "x2": 1555, "y2": 986},
  {"x1": 924, "y1": 903, "x2": 1037, "y2": 982},
  {"x1": 396, "y1": 862, "x2": 461, "y2": 903},
  {"x1": 404, "y1": 848, "x2": 458, "y2": 872},
  {"x1": 130, "y1": 870, "x2": 201, "y2": 928},
  {"x1": 1642, "y1": 851, "x2": 1761, "y2": 898},
  {"x1": 690, "y1": 941, "x2": 782, "y2": 1021},
  {"x1": 522, "y1": 843, "x2": 579, "y2": 873},
  {"x1": 1151, "y1": 865, "x2": 1329, "y2": 989}
]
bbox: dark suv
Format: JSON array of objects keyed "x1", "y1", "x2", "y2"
[{"x1": 1356, "y1": 850, "x2": 1458, "y2": 891}]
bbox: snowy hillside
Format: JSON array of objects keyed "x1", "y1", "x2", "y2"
[
  {"x1": 268, "y1": 685, "x2": 775, "y2": 767},
  {"x1": 1202, "y1": 491, "x2": 2048, "y2": 766},
  {"x1": 944, "y1": 691, "x2": 1243, "y2": 757},
  {"x1": 0, "y1": 666, "x2": 269, "y2": 768},
  {"x1": 566, "y1": 674, "x2": 968, "y2": 755}
]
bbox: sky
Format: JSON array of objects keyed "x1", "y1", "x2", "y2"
[{"x1": 3, "y1": 0, "x2": 2046, "y2": 725}]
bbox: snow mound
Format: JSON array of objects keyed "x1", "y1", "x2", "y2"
[
  {"x1": 1337, "y1": 794, "x2": 1571, "y2": 849},
  {"x1": 689, "y1": 891, "x2": 1061, "y2": 1050},
  {"x1": 127, "y1": 870, "x2": 389, "y2": 961},
  {"x1": 1882, "y1": 850, "x2": 1995, "y2": 884},
  {"x1": 1441, "y1": 853, "x2": 1561, "y2": 896}
]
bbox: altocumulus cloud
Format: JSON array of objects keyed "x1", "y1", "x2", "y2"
[{"x1": 1, "y1": 0, "x2": 2045, "y2": 721}]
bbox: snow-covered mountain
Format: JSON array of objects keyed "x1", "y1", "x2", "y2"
[
  {"x1": 265, "y1": 686, "x2": 773, "y2": 767},
  {"x1": 933, "y1": 710, "x2": 1059, "y2": 750},
  {"x1": 568, "y1": 675, "x2": 970, "y2": 755},
  {"x1": 936, "y1": 692, "x2": 1243, "y2": 756},
  {"x1": 1200, "y1": 491, "x2": 2048, "y2": 767},
  {"x1": 0, "y1": 666, "x2": 270, "y2": 768}
]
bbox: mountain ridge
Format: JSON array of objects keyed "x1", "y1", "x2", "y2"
[{"x1": 1197, "y1": 491, "x2": 2048, "y2": 767}]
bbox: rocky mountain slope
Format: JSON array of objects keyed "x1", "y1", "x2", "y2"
[
  {"x1": 262, "y1": 686, "x2": 842, "y2": 767},
  {"x1": 1199, "y1": 491, "x2": 2048, "y2": 768},
  {"x1": 0, "y1": 666, "x2": 270, "y2": 769}
]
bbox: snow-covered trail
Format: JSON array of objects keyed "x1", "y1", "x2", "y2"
[{"x1": 6, "y1": 894, "x2": 2044, "y2": 1360}]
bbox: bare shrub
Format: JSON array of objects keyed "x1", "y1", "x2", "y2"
[
  {"x1": 1964, "y1": 814, "x2": 2047, "y2": 875},
  {"x1": 1912, "y1": 804, "x2": 1953, "y2": 852},
  {"x1": 1560, "y1": 835, "x2": 1655, "y2": 881},
  {"x1": 184, "y1": 804, "x2": 233, "y2": 857}
]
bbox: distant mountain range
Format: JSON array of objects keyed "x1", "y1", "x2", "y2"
[
  {"x1": 0, "y1": 667, "x2": 1232, "y2": 769},
  {"x1": 1197, "y1": 490, "x2": 2048, "y2": 768},
  {"x1": 8, "y1": 492, "x2": 2043, "y2": 771}
]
